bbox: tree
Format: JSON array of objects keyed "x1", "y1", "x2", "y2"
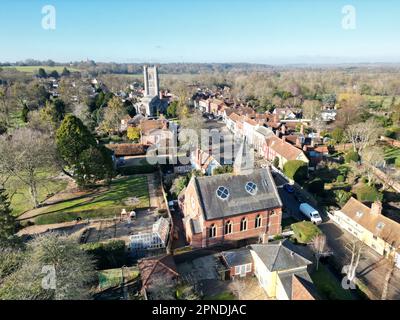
[
  {"x1": 166, "y1": 101, "x2": 178, "y2": 118},
  {"x1": 355, "y1": 183, "x2": 383, "y2": 202},
  {"x1": 0, "y1": 233, "x2": 96, "y2": 300},
  {"x1": 331, "y1": 127, "x2": 344, "y2": 144},
  {"x1": 272, "y1": 156, "x2": 280, "y2": 168},
  {"x1": 310, "y1": 234, "x2": 331, "y2": 270},
  {"x1": 49, "y1": 70, "x2": 59, "y2": 79},
  {"x1": 212, "y1": 165, "x2": 233, "y2": 175},
  {"x1": 283, "y1": 160, "x2": 308, "y2": 184},
  {"x1": 40, "y1": 99, "x2": 66, "y2": 129},
  {"x1": 343, "y1": 240, "x2": 364, "y2": 284},
  {"x1": 344, "y1": 150, "x2": 360, "y2": 164},
  {"x1": 345, "y1": 119, "x2": 383, "y2": 153},
  {"x1": 100, "y1": 96, "x2": 127, "y2": 134},
  {"x1": 56, "y1": 115, "x2": 113, "y2": 188},
  {"x1": 360, "y1": 146, "x2": 385, "y2": 185},
  {"x1": 334, "y1": 189, "x2": 352, "y2": 207},
  {"x1": 127, "y1": 126, "x2": 140, "y2": 142},
  {"x1": 0, "y1": 188, "x2": 15, "y2": 242},
  {"x1": 0, "y1": 128, "x2": 57, "y2": 208},
  {"x1": 37, "y1": 68, "x2": 47, "y2": 79},
  {"x1": 61, "y1": 67, "x2": 70, "y2": 77}
]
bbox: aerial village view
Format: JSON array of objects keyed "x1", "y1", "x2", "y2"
[{"x1": 0, "y1": 0, "x2": 399, "y2": 310}]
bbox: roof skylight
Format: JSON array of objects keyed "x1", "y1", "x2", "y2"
[
  {"x1": 245, "y1": 181, "x2": 258, "y2": 195},
  {"x1": 216, "y1": 186, "x2": 230, "y2": 200}
]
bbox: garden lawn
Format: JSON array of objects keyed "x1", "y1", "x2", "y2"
[
  {"x1": 204, "y1": 291, "x2": 236, "y2": 300},
  {"x1": 98, "y1": 267, "x2": 139, "y2": 291},
  {"x1": 2, "y1": 65, "x2": 81, "y2": 73},
  {"x1": 310, "y1": 264, "x2": 355, "y2": 300},
  {"x1": 34, "y1": 175, "x2": 149, "y2": 225},
  {"x1": 4, "y1": 172, "x2": 69, "y2": 216},
  {"x1": 384, "y1": 146, "x2": 400, "y2": 164},
  {"x1": 291, "y1": 221, "x2": 322, "y2": 244}
]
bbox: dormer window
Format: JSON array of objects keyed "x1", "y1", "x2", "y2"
[
  {"x1": 356, "y1": 211, "x2": 363, "y2": 218},
  {"x1": 245, "y1": 182, "x2": 257, "y2": 195},
  {"x1": 377, "y1": 222, "x2": 385, "y2": 230},
  {"x1": 216, "y1": 186, "x2": 230, "y2": 200}
]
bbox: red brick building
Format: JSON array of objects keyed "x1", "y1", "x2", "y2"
[{"x1": 181, "y1": 142, "x2": 283, "y2": 248}]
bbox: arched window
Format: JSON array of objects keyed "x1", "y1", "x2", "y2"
[
  {"x1": 224, "y1": 221, "x2": 233, "y2": 235},
  {"x1": 209, "y1": 224, "x2": 217, "y2": 238},
  {"x1": 240, "y1": 217, "x2": 248, "y2": 231},
  {"x1": 255, "y1": 215, "x2": 262, "y2": 228}
]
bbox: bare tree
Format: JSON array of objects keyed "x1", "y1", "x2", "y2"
[
  {"x1": 147, "y1": 275, "x2": 176, "y2": 300},
  {"x1": 344, "y1": 240, "x2": 364, "y2": 283},
  {"x1": 310, "y1": 234, "x2": 332, "y2": 270},
  {"x1": 360, "y1": 146, "x2": 386, "y2": 185},
  {"x1": 345, "y1": 119, "x2": 383, "y2": 153},
  {"x1": 0, "y1": 128, "x2": 57, "y2": 208}
]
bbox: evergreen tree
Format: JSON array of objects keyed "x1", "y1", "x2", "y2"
[{"x1": 0, "y1": 188, "x2": 15, "y2": 242}]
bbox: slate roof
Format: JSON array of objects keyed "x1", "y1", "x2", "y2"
[
  {"x1": 250, "y1": 239, "x2": 312, "y2": 272},
  {"x1": 278, "y1": 270, "x2": 316, "y2": 300},
  {"x1": 193, "y1": 168, "x2": 282, "y2": 220},
  {"x1": 221, "y1": 248, "x2": 253, "y2": 268}
]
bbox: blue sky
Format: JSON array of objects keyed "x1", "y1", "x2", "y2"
[{"x1": 0, "y1": 0, "x2": 399, "y2": 64}]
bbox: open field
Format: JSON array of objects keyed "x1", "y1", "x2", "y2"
[
  {"x1": 3, "y1": 172, "x2": 69, "y2": 216},
  {"x1": 2, "y1": 65, "x2": 81, "y2": 73},
  {"x1": 32, "y1": 175, "x2": 149, "y2": 225},
  {"x1": 310, "y1": 264, "x2": 356, "y2": 300}
]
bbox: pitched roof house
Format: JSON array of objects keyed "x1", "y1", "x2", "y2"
[
  {"x1": 263, "y1": 134, "x2": 309, "y2": 170},
  {"x1": 181, "y1": 142, "x2": 283, "y2": 248},
  {"x1": 332, "y1": 197, "x2": 400, "y2": 268},
  {"x1": 138, "y1": 255, "x2": 179, "y2": 296},
  {"x1": 220, "y1": 240, "x2": 317, "y2": 300},
  {"x1": 191, "y1": 148, "x2": 222, "y2": 176}
]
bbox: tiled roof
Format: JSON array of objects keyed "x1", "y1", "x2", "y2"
[
  {"x1": 140, "y1": 119, "x2": 167, "y2": 135},
  {"x1": 266, "y1": 135, "x2": 305, "y2": 161},
  {"x1": 340, "y1": 197, "x2": 400, "y2": 248},
  {"x1": 105, "y1": 143, "x2": 149, "y2": 156},
  {"x1": 138, "y1": 255, "x2": 179, "y2": 288}
]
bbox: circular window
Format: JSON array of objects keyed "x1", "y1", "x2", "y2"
[
  {"x1": 245, "y1": 181, "x2": 257, "y2": 195},
  {"x1": 216, "y1": 186, "x2": 230, "y2": 200}
]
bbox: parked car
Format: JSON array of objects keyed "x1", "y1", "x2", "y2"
[
  {"x1": 299, "y1": 203, "x2": 322, "y2": 224},
  {"x1": 284, "y1": 184, "x2": 295, "y2": 193}
]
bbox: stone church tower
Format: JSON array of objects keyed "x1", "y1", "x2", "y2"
[
  {"x1": 137, "y1": 65, "x2": 168, "y2": 117},
  {"x1": 143, "y1": 65, "x2": 159, "y2": 98}
]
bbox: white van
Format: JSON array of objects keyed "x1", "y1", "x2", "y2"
[{"x1": 299, "y1": 203, "x2": 322, "y2": 224}]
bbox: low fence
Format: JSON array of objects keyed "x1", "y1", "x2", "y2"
[{"x1": 380, "y1": 135, "x2": 400, "y2": 148}]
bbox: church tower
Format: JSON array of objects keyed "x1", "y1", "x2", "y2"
[{"x1": 142, "y1": 65, "x2": 160, "y2": 116}]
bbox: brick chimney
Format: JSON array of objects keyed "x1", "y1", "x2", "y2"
[
  {"x1": 281, "y1": 124, "x2": 286, "y2": 135},
  {"x1": 371, "y1": 201, "x2": 382, "y2": 215},
  {"x1": 281, "y1": 136, "x2": 287, "y2": 142}
]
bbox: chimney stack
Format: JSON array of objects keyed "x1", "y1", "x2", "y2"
[
  {"x1": 281, "y1": 124, "x2": 286, "y2": 135},
  {"x1": 371, "y1": 201, "x2": 382, "y2": 215},
  {"x1": 281, "y1": 136, "x2": 287, "y2": 142}
]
